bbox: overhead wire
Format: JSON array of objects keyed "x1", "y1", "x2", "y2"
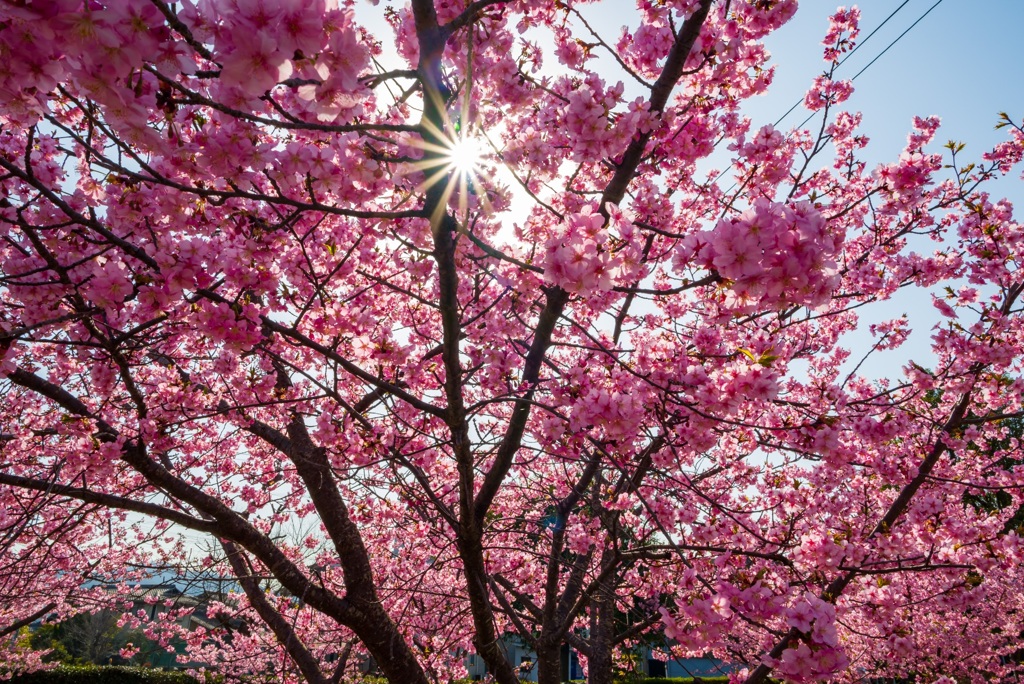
[
  {"x1": 788, "y1": 0, "x2": 945, "y2": 132},
  {"x1": 707, "y1": 0, "x2": 945, "y2": 194},
  {"x1": 770, "y1": 0, "x2": 913, "y2": 129},
  {"x1": 847, "y1": 0, "x2": 944, "y2": 83}
]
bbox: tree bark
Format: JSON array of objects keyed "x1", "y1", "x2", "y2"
[
  {"x1": 535, "y1": 641, "x2": 563, "y2": 684},
  {"x1": 586, "y1": 574, "x2": 617, "y2": 684}
]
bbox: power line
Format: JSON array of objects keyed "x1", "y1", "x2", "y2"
[
  {"x1": 787, "y1": 0, "x2": 945, "y2": 132},
  {"x1": 848, "y1": 0, "x2": 944, "y2": 83},
  {"x1": 772, "y1": 0, "x2": 913, "y2": 128},
  {"x1": 709, "y1": 0, "x2": 946, "y2": 197}
]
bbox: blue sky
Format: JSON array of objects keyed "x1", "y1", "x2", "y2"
[
  {"x1": 758, "y1": 0, "x2": 1024, "y2": 378},
  {"x1": 359, "y1": 0, "x2": 1024, "y2": 178},
  {"x1": 575, "y1": 0, "x2": 1024, "y2": 180},
  {"x1": 357, "y1": 0, "x2": 1024, "y2": 380},
  {"x1": 581, "y1": 0, "x2": 1024, "y2": 379},
  {"x1": 756, "y1": 1, "x2": 1024, "y2": 174}
]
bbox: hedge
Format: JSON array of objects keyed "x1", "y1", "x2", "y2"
[
  {"x1": 5, "y1": 669, "x2": 734, "y2": 684},
  {"x1": 5, "y1": 665, "x2": 200, "y2": 684}
]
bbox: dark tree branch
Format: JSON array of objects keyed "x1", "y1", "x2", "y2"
[
  {"x1": 0, "y1": 602, "x2": 58, "y2": 640},
  {"x1": 0, "y1": 473, "x2": 220, "y2": 536},
  {"x1": 222, "y1": 540, "x2": 329, "y2": 684}
]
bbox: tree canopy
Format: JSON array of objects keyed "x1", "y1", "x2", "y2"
[{"x1": 1, "y1": 1, "x2": 1023, "y2": 683}]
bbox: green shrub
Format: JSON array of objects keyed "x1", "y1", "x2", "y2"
[
  {"x1": 6, "y1": 665, "x2": 200, "y2": 684},
  {"x1": 6, "y1": 670, "x2": 735, "y2": 684}
]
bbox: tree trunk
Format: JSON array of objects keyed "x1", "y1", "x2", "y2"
[
  {"x1": 587, "y1": 586, "x2": 616, "y2": 684},
  {"x1": 459, "y1": 533, "x2": 523, "y2": 684},
  {"x1": 352, "y1": 605, "x2": 433, "y2": 684},
  {"x1": 535, "y1": 641, "x2": 563, "y2": 684}
]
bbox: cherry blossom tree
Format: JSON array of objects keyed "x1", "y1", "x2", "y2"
[{"x1": 2, "y1": 1, "x2": 1024, "y2": 683}]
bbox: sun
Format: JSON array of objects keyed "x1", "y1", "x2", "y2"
[
  {"x1": 411, "y1": 111, "x2": 497, "y2": 223},
  {"x1": 445, "y1": 132, "x2": 486, "y2": 178},
  {"x1": 412, "y1": 121, "x2": 489, "y2": 191}
]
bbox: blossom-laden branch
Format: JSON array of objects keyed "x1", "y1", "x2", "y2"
[{"x1": 1, "y1": 2, "x2": 1024, "y2": 683}]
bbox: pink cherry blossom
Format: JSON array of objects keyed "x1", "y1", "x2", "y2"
[{"x1": 1, "y1": 4, "x2": 1023, "y2": 684}]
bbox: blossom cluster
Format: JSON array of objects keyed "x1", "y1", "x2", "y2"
[
  {"x1": 543, "y1": 203, "x2": 642, "y2": 299},
  {"x1": 821, "y1": 6, "x2": 861, "y2": 62},
  {"x1": 690, "y1": 199, "x2": 841, "y2": 311},
  {"x1": 769, "y1": 593, "x2": 847, "y2": 682}
]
